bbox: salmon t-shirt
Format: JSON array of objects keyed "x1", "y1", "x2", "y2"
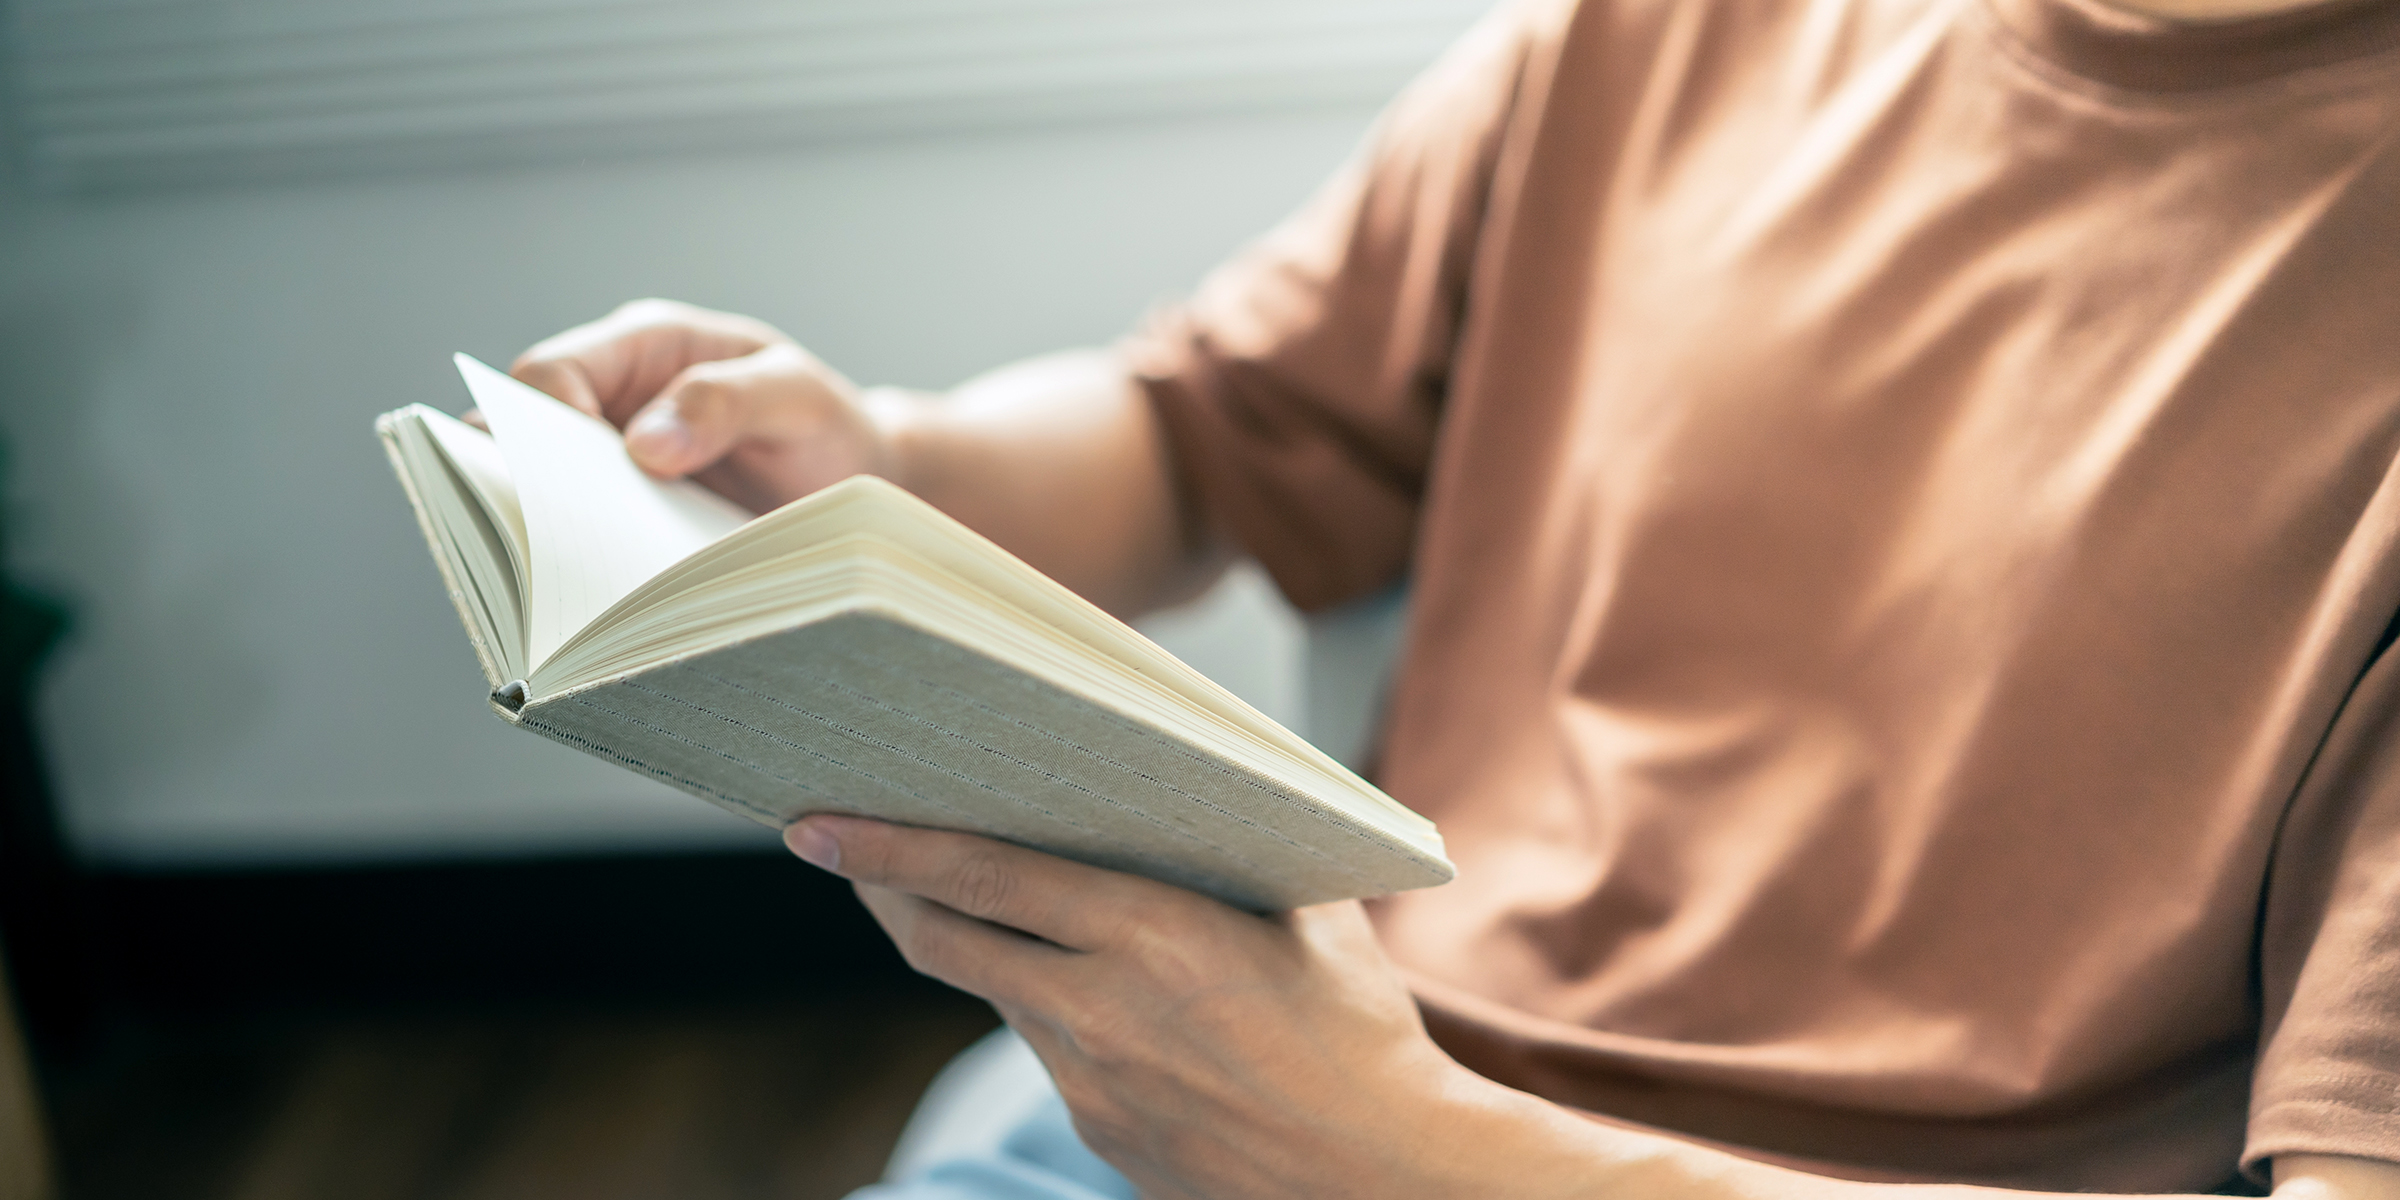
[{"x1": 1127, "y1": 0, "x2": 2400, "y2": 1190}]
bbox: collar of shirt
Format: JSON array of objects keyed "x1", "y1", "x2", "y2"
[{"x1": 1983, "y1": 0, "x2": 2400, "y2": 91}]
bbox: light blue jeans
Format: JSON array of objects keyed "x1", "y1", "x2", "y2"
[{"x1": 853, "y1": 1028, "x2": 1136, "y2": 1200}]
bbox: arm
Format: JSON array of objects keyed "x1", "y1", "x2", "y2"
[
  {"x1": 781, "y1": 813, "x2": 2400, "y2": 1200},
  {"x1": 505, "y1": 298, "x2": 1225, "y2": 618},
  {"x1": 502, "y1": 4, "x2": 1541, "y2": 619}
]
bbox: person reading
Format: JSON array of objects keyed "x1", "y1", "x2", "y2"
[{"x1": 493, "y1": 0, "x2": 2400, "y2": 1196}]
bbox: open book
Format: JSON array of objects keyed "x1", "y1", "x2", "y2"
[{"x1": 376, "y1": 355, "x2": 1452, "y2": 910}]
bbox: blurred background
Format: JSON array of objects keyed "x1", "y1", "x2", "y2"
[{"x1": 0, "y1": 0, "x2": 1488, "y2": 1196}]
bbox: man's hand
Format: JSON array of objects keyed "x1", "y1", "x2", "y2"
[
  {"x1": 507, "y1": 298, "x2": 896, "y2": 514},
  {"x1": 785, "y1": 815, "x2": 2400, "y2": 1200},
  {"x1": 783, "y1": 814, "x2": 1559, "y2": 1200},
  {"x1": 505, "y1": 299, "x2": 1216, "y2": 616},
  {"x1": 2279, "y1": 1158, "x2": 2400, "y2": 1200}
]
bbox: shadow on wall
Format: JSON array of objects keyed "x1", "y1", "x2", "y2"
[
  {"x1": 0, "y1": 102, "x2": 1414, "y2": 868},
  {"x1": 0, "y1": 283, "x2": 271, "y2": 839}
]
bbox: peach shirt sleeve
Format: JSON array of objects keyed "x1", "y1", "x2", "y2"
[
  {"x1": 1123, "y1": 1, "x2": 1547, "y2": 612},
  {"x1": 2250, "y1": 625, "x2": 2400, "y2": 1174},
  {"x1": 1125, "y1": 0, "x2": 2400, "y2": 1180}
]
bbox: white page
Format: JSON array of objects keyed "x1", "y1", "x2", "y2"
[
  {"x1": 531, "y1": 475, "x2": 1429, "y2": 835},
  {"x1": 456, "y1": 354, "x2": 751, "y2": 671},
  {"x1": 416, "y1": 406, "x2": 531, "y2": 606}
]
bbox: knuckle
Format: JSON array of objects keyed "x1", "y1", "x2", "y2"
[
  {"x1": 1064, "y1": 1100, "x2": 1133, "y2": 1162},
  {"x1": 671, "y1": 370, "x2": 734, "y2": 409},
  {"x1": 1059, "y1": 1000, "x2": 1142, "y2": 1069},
  {"x1": 615, "y1": 296, "x2": 690, "y2": 325},
  {"x1": 949, "y1": 850, "x2": 1016, "y2": 921},
  {"x1": 890, "y1": 907, "x2": 961, "y2": 980},
  {"x1": 895, "y1": 934, "x2": 946, "y2": 981},
  {"x1": 1119, "y1": 917, "x2": 1211, "y2": 991},
  {"x1": 841, "y1": 826, "x2": 896, "y2": 883},
  {"x1": 1052, "y1": 1070, "x2": 1101, "y2": 1115},
  {"x1": 891, "y1": 930, "x2": 938, "y2": 978},
  {"x1": 755, "y1": 340, "x2": 818, "y2": 378},
  {"x1": 667, "y1": 363, "x2": 768, "y2": 427},
  {"x1": 717, "y1": 308, "x2": 793, "y2": 347},
  {"x1": 1176, "y1": 987, "x2": 1251, "y2": 1041},
  {"x1": 1088, "y1": 902, "x2": 1152, "y2": 949},
  {"x1": 508, "y1": 351, "x2": 575, "y2": 384}
]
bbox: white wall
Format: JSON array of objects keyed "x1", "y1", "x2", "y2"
[{"x1": 0, "y1": 108, "x2": 1415, "y2": 867}]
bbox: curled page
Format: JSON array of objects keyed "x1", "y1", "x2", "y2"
[
  {"x1": 416, "y1": 406, "x2": 530, "y2": 607},
  {"x1": 456, "y1": 353, "x2": 751, "y2": 670}
]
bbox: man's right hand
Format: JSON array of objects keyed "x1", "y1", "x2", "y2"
[
  {"x1": 508, "y1": 297, "x2": 898, "y2": 516},
  {"x1": 503, "y1": 296, "x2": 1219, "y2": 618}
]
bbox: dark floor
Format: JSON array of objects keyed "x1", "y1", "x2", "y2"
[{"x1": 46, "y1": 991, "x2": 999, "y2": 1200}]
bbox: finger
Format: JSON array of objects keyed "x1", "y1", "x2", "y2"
[
  {"x1": 511, "y1": 298, "x2": 782, "y2": 426},
  {"x1": 1283, "y1": 898, "x2": 1378, "y2": 946},
  {"x1": 620, "y1": 341, "x2": 845, "y2": 479},
  {"x1": 461, "y1": 408, "x2": 489, "y2": 432},
  {"x1": 852, "y1": 882, "x2": 1070, "y2": 1005},
  {"x1": 509, "y1": 352, "x2": 607, "y2": 420},
  {"x1": 787, "y1": 815, "x2": 1197, "y2": 952}
]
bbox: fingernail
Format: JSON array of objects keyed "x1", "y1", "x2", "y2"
[
  {"x1": 625, "y1": 407, "x2": 690, "y2": 460},
  {"x1": 785, "y1": 820, "x2": 841, "y2": 872}
]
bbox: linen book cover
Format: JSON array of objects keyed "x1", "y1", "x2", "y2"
[{"x1": 376, "y1": 355, "x2": 1453, "y2": 911}]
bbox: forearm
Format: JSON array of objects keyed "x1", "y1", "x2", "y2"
[
  {"x1": 871, "y1": 348, "x2": 1225, "y2": 618},
  {"x1": 1452, "y1": 1076, "x2": 2390, "y2": 1200}
]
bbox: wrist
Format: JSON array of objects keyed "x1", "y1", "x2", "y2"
[
  {"x1": 1406, "y1": 1062, "x2": 1723, "y2": 1200},
  {"x1": 858, "y1": 384, "x2": 937, "y2": 495},
  {"x1": 1392, "y1": 1056, "x2": 1580, "y2": 1198}
]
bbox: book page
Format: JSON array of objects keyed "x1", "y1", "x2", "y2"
[
  {"x1": 416, "y1": 406, "x2": 530, "y2": 608},
  {"x1": 377, "y1": 409, "x2": 524, "y2": 684},
  {"x1": 529, "y1": 476, "x2": 1430, "y2": 840},
  {"x1": 550, "y1": 476, "x2": 1420, "y2": 828},
  {"x1": 456, "y1": 354, "x2": 750, "y2": 671}
]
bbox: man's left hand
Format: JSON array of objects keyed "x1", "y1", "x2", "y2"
[{"x1": 782, "y1": 813, "x2": 1538, "y2": 1200}]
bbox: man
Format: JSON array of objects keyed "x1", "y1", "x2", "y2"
[{"x1": 504, "y1": 0, "x2": 2400, "y2": 1196}]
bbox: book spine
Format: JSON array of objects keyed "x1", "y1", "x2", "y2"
[
  {"x1": 489, "y1": 679, "x2": 529, "y2": 724},
  {"x1": 375, "y1": 413, "x2": 510, "y2": 693}
]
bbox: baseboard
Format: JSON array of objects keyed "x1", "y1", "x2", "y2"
[{"x1": 61, "y1": 850, "x2": 929, "y2": 1026}]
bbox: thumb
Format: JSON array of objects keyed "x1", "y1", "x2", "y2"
[{"x1": 621, "y1": 344, "x2": 808, "y2": 478}]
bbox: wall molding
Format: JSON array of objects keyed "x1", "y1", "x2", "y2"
[{"x1": 8, "y1": 0, "x2": 1491, "y2": 190}]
